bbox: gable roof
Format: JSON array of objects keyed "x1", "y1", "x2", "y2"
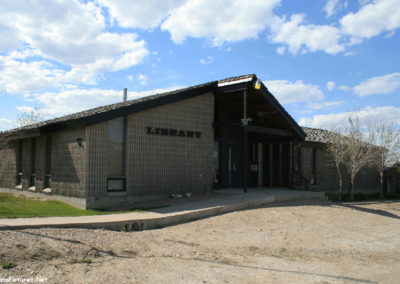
[{"x1": 1, "y1": 74, "x2": 305, "y2": 140}]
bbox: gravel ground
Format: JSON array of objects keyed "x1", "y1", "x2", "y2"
[{"x1": 0, "y1": 200, "x2": 399, "y2": 283}]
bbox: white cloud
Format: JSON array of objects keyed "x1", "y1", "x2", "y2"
[
  {"x1": 97, "y1": 0, "x2": 185, "y2": 29},
  {"x1": 324, "y1": 0, "x2": 340, "y2": 18},
  {"x1": 264, "y1": 79, "x2": 324, "y2": 104},
  {"x1": 276, "y1": 46, "x2": 286, "y2": 55},
  {"x1": 353, "y1": 73, "x2": 400, "y2": 96},
  {"x1": 338, "y1": 85, "x2": 352, "y2": 92},
  {"x1": 299, "y1": 106, "x2": 400, "y2": 129},
  {"x1": 27, "y1": 87, "x2": 181, "y2": 118},
  {"x1": 340, "y1": 0, "x2": 400, "y2": 40},
  {"x1": 0, "y1": 53, "x2": 74, "y2": 94},
  {"x1": 334, "y1": 73, "x2": 400, "y2": 96},
  {"x1": 161, "y1": 0, "x2": 281, "y2": 45},
  {"x1": 306, "y1": 101, "x2": 345, "y2": 110},
  {"x1": 326, "y1": 81, "x2": 336, "y2": 91},
  {"x1": 359, "y1": 0, "x2": 373, "y2": 5},
  {"x1": 0, "y1": 0, "x2": 149, "y2": 89},
  {"x1": 270, "y1": 14, "x2": 345, "y2": 54},
  {"x1": 136, "y1": 74, "x2": 149, "y2": 86},
  {"x1": 0, "y1": 118, "x2": 14, "y2": 132},
  {"x1": 199, "y1": 56, "x2": 213, "y2": 64}
]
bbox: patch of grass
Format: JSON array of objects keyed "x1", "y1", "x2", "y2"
[
  {"x1": 325, "y1": 192, "x2": 400, "y2": 202},
  {"x1": 2, "y1": 261, "x2": 17, "y2": 269},
  {"x1": 0, "y1": 193, "x2": 169, "y2": 218}
]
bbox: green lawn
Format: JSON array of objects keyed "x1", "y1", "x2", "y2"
[{"x1": 0, "y1": 193, "x2": 163, "y2": 218}]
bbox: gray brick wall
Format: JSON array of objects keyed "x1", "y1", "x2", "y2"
[
  {"x1": 86, "y1": 121, "x2": 108, "y2": 198},
  {"x1": 35, "y1": 136, "x2": 46, "y2": 190},
  {"x1": 21, "y1": 138, "x2": 31, "y2": 189},
  {"x1": 51, "y1": 128, "x2": 86, "y2": 198},
  {"x1": 295, "y1": 142, "x2": 380, "y2": 194},
  {"x1": 86, "y1": 92, "x2": 214, "y2": 208},
  {"x1": 0, "y1": 140, "x2": 17, "y2": 188},
  {"x1": 126, "y1": 93, "x2": 214, "y2": 195}
]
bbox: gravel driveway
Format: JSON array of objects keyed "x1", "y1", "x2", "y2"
[{"x1": 1, "y1": 200, "x2": 399, "y2": 283}]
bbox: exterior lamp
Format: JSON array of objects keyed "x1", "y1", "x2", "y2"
[
  {"x1": 76, "y1": 137, "x2": 83, "y2": 147},
  {"x1": 254, "y1": 78, "x2": 261, "y2": 90}
]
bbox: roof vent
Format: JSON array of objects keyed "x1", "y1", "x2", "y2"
[{"x1": 123, "y1": 88, "x2": 128, "y2": 102}]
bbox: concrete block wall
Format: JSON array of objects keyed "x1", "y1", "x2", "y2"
[
  {"x1": 86, "y1": 121, "x2": 108, "y2": 199},
  {"x1": 21, "y1": 139, "x2": 31, "y2": 189},
  {"x1": 35, "y1": 136, "x2": 46, "y2": 190},
  {"x1": 0, "y1": 140, "x2": 17, "y2": 188},
  {"x1": 126, "y1": 93, "x2": 214, "y2": 195},
  {"x1": 85, "y1": 92, "x2": 214, "y2": 208},
  {"x1": 51, "y1": 128, "x2": 86, "y2": 198},
  {"x1": 296, "y1": 143, "x2": 380, "y2": 194}
]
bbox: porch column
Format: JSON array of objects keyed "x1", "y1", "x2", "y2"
[
  {"x1": 242, "y1": 89, "x2": 248, "y2": 193},
  {"x1": 257, "y1": 143, "x2": 263, "y2": 187},
  {"x1": 269, "y1": 143, "x2": 273, "y2": 187},
  {"x1": 288, "y1": 141, "x2": 293, "y2": 188},
  {"x1": 278, "y1": 143, "x2": 282, "y2": 186}
]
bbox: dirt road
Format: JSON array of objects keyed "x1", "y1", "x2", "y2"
[{"x1": 1, "y1": 200, "x2": 399, "y2": 283}]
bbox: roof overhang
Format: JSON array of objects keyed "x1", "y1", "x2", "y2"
[{"x1": 216, "y1": 76, "x2": 306, "y2": 140}]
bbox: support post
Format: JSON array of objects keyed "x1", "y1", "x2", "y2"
[
  {"x1": 278, "y1": 143, "x2": 282, "y2": 187},
  {"x1": 289, "y1": 141, "x2": 293, "y2": 188},
  {"x1": 269, "y1": 143, "x2": 273, "y2": 187},
  {"x1": 257, "y1": 143, "x2": 263, "y2": 187},
  {"x1": 244, "y1": 128, "x2": 248, "y2": 193},
  {"x1": 243, "y1": 90, "x2": 248, "y2": 193}
]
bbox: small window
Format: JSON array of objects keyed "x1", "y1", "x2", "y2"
[
  {"x1": 311, "y1": 148, "x2": 317, "y2": 185},
  {"x1": 213, "y1": 140, "x2": 220, "y2": 184},
  {"x1": 16, "y1": 140, "x2": 22, "y2": 186},
  {"x1": 107, "y1": 117, "x2": 126, "y2": 192},
  {"x1": 45, "y1": 136, "x2": 52, "y2": 188},
  {"x1": 107, "y1": 177, "x2": 125, "y2": 192},
  {"x1": 30, "y1": 138, "x2": 36, "y2": 187},
  {"x1": 296, "y1": 147, "x2": 301, "y2": 172},
  {"x1": 312, "y1": 148, "x2": 317, "y2": 176}
]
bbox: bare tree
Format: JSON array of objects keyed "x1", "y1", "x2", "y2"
[
  {"x1": 14, "y1": 107, "x2": 46, "y2": 127},
  {"x1": 326, "y1": 127, "x2": 347, "y2": 201},
  {"x1": 368, "y1": 121, "x2": 400, "y2": 198},
  {"x1": 341, "y1": 111, "x2": 375, "y2": 201}
]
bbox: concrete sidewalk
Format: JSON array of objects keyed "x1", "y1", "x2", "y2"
[{"x1": 0, "y1": 189, "x2": 328, "y2": 231}]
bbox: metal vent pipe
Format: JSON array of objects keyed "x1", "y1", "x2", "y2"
[{"x1": 123, "y1": 88, "x2": 128, "y2": 102}]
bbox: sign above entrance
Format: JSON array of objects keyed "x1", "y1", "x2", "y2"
[{"x1": 146, "y1": 127, "x2": 202, "y2": 138}]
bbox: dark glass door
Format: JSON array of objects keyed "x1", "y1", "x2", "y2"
[{"x1": 229, "y1": 144, "x2": 243, "y2": 187}]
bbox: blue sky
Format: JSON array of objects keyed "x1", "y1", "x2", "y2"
[{"x1": 0, "y1": 0, "x2": 399, "y2": 131}]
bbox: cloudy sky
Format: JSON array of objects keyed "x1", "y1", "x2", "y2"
[{"x1": 0, "y1": 0, "x2": 399, "y2": 131}]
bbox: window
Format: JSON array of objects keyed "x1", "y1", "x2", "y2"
[
  {"x1": 16, "y1": 140, "x2": 22, "y2": 186},
  {"x1": 44, "y1": 135, "x2": 52, "y2": 188},
  {"x1": 311, "y1": 148, "x2": 317, "y2": 185},
  {"x1": 30, "y1": 138, "x2": 36, "y2": 187},
  {"x1": 296, "y1": 147, "x2": 301, "y2": 173},
  {"x1": 213, "y1": 140, "x2": 220, "y2": 184},
  {"x1": 312, "y1": 148, "x2": 317, "y2": 176},
  {"x1": 107, "y1": 117, "x2": 125, "y2": 192}
]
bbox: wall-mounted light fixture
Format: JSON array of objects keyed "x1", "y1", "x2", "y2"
[
  {"x1": 76, "y1": 137, "x2": 83, "y2": 147},
  {"x1": 254, "y1": 78, "x2": 261, "y2": 90}
]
